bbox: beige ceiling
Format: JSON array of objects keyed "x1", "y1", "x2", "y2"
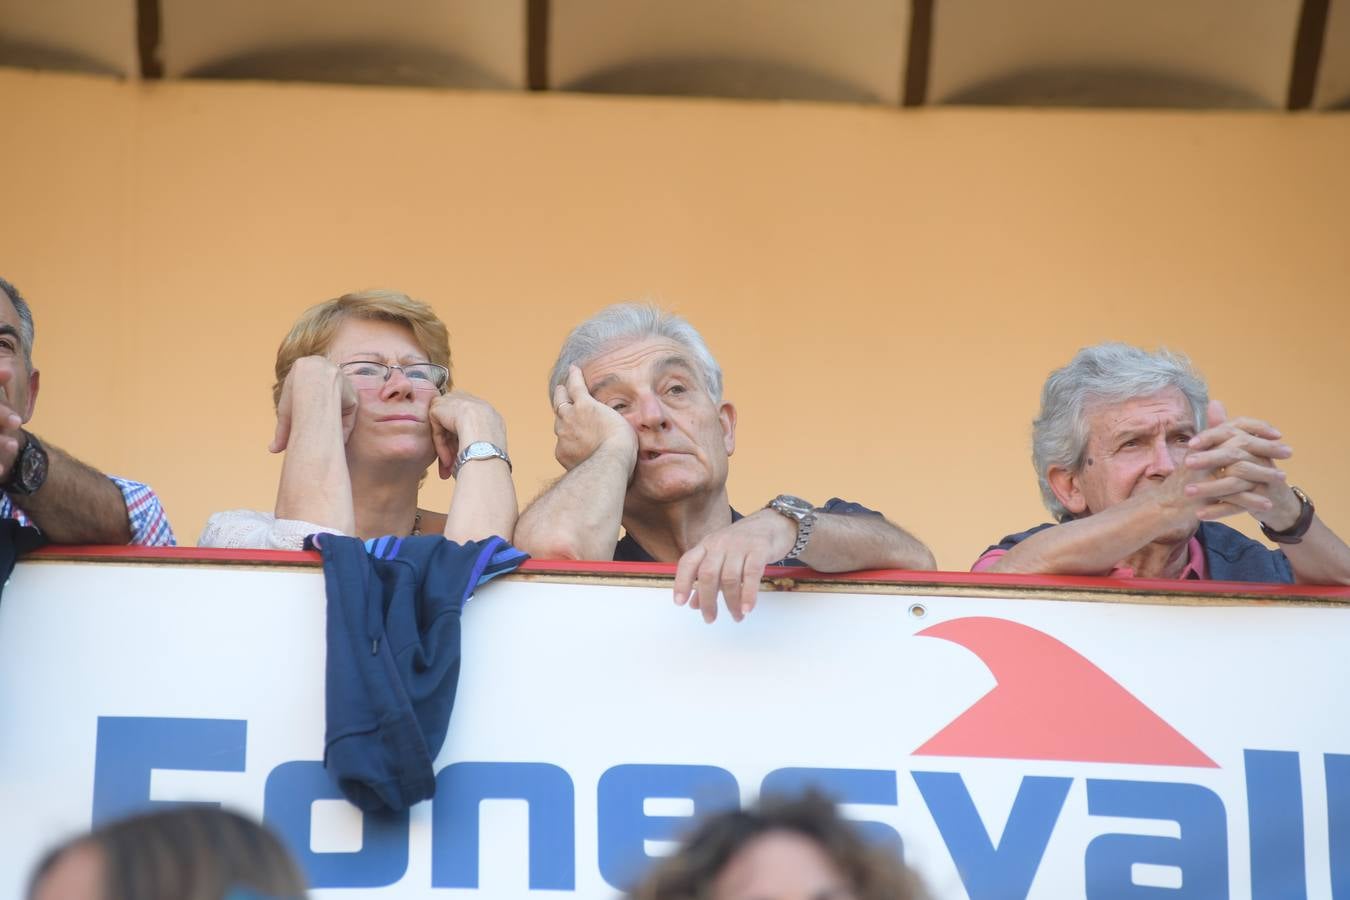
[
  {"x1": 929, "y1": 0, "x2": 1302, "y2": 108},
  {"x1": 550, "y1": 0, "x2": 909, "y2": 103},
  {"x1": 1319, "y1": 0, "x2": 1350, "y2": 107},
  {"x1": 2, "y1": 0, "x2": 1347, "y2": 109},
  {"x1": 0, "y1": 0, "x2": 135, "y2": 76}
]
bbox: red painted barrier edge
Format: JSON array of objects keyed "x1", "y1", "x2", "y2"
[{"x1": 25, "y1": 545, "x2": 1350, "y2": 600}]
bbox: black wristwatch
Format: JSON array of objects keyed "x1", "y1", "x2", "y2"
[
  {"x1": 1259, "y1": 486, "x2": 1314, "y2": 545},
  {"x1": 4, "y1": 430, "x2": 49, "y2": 496}
]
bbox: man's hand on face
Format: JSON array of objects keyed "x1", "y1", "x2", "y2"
[
  {"x1": 672, "y1": 509, "x2": 798, "y2": 624},
  {"x1": 429, "y1": 389, "x2": 508, "y2": 480},
  {"x1": 551, "y1": 364, "x2": 637, "y2": 473},
  {"x1": 0, "y1": 369, "x2": 24, "y2": 480},
  {"x1": 1182, "y1": 399, "x2": 1297, "y2": 526},
  {"x1": 269, "y1": 356, "x2": 358, "y2": 454}
]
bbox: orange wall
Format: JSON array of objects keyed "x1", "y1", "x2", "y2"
[{"x1": 2, "y1": 68, "x2": 1347, "y2": 569}]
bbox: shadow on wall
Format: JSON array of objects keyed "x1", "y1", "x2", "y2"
[
  {"x1": 562, "y1": 56, "x2": 882, "y2": 103},
  {"x1": 0, "y1": 38, "x2": 125, "y2": 77},
  {"x1": 187, "y1": 42, "x2": 513, "y2": 90},
  {"x1": 942, "y1": 65, "x2": 1274, "y2": 109}
]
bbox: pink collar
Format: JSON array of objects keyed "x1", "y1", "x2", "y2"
[{"x1": 1112, "y1": 536, "x2": 1207, "y2": 579}]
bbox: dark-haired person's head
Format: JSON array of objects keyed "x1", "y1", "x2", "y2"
[
  {"x1": 630, "y1": 792, "x2": 925, "y2": 900},
  {"x1": 0, "y1": 275, "x2": 40, "y2": 423},
  {"x1": 28, "y1": 806, "x2": 306, "y2": 900}
]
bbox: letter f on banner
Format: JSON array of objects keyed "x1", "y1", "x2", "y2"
[{"x1": 91, "y1": 716, "x2": 246, "y2": 824}]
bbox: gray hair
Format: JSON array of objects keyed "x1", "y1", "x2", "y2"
[
  {"x1": 548, "y1": 302, "x2": 724, "y2": 404},
  {"x1": 1032, "y1": 342, "x2": 1208, "y2": 520},
  {"x1": 0, "y1": 276, "x2": 36, "y2": 368}
]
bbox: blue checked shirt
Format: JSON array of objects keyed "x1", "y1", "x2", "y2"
[{"x1": 0, "y1": 475, "x2": 176, "y2": 546}]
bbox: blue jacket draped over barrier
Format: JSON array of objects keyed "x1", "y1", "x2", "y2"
[{"x1": 309, "y1": 533, "x2": 528, "y2": 812}]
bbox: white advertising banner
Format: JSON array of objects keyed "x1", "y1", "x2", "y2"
[{"x1": 1, "y1": 554, "x2": 1347, "y2": 899}]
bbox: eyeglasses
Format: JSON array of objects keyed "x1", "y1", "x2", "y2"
[{"x1": 339, "y1": 360, "x2": 449, "y2": 392}]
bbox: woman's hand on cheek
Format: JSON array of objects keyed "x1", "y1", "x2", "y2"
[
  {"x1": 270, "y1": 356, "x2": 352, "y2": 453},
  {"x1": 429, "y1": 391, "x2": 508, "y2": 479}
]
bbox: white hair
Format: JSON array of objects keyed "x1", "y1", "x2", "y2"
[
  {"x1": 547, "y1": 302, "x2": 724, "y2": 404},
  {"x1": 1032, "y1": 342, "x2": 1208, "y2": 520}
]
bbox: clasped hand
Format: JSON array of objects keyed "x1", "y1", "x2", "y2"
[{"x1": 1176, "y1": 400, "x2": 1298, "y2": 527}]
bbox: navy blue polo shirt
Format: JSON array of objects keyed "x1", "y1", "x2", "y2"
[{"x1": 613, "y1": 497, "x2": 880, "y2": 566}]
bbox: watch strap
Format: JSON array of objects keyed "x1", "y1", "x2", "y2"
[
  {"x1": 767, "y1": 494, "x2": 817, "y2": 561},
  {"x1": 3, "y1": 430, "x2": 47, "y2": 496},
  {"x1": 452, "y1": 441, "x2": 511, "y2": 478},
  {"x1": 1260, "y1": 486, "x2": 1314, "y2": 545},
  {"x1": 783, "y1": 513, "x2": 815, "y2": 561}
]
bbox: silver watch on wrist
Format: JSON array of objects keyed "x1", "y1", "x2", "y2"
[
  {"x1": 766, "y1": 494, "x2": 817, "y2": 561},
  {"x1": 452, "y1": 441, "x2": 511, "y2": 478}
]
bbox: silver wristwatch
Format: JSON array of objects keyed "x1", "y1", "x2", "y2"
[
  {"x1": 766, "y1": 494, "x2": 817, "y2": 561},
  {"x1": 452, "y1": 441, "x2": 512, "y2": 478}
]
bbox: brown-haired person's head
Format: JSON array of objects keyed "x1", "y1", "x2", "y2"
[
  {"x1": 28, "y1": 806, "x2": 307, "y2": 900},
  {"x1": 630, "y1": 792, "x2": 926, "y2": 900}
]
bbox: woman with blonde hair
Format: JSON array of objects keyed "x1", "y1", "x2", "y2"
[
  {"x1": 200, "y1": 290, "x2": 516, "y2": 549},
  {"x1": 28, "y1": 807, "x2": 307, "y2": 900}
]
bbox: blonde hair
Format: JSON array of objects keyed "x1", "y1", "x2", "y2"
[
  {"x1": 272, "y1": 289, "x2": 452, "y2": 407},
  {"x1": 28, "y1": 807, "x2": 307, "y2": 900}
]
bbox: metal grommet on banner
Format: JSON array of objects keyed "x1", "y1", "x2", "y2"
[{"x1": 908, "y1": 603, "x2": 927, "y2": 618}]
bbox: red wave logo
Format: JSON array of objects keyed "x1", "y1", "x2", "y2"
[{"x1": 913, "y1": 617, "x2": 1217, "y2": 768}]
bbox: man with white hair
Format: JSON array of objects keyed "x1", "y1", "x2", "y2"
[
  {"x1": 514, "y1": 303, "x2": 934, "y2": 621},
  {"x1": 973, "y1": 342, "x2": 1349, "y2": 583},
  {"x1": 0, "y1": 276, "x2": 173, "y2": 545}
]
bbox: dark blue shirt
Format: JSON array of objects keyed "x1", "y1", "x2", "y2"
[{"x1": 613, "y1": 497, "x2": 880, "y2": 566}]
